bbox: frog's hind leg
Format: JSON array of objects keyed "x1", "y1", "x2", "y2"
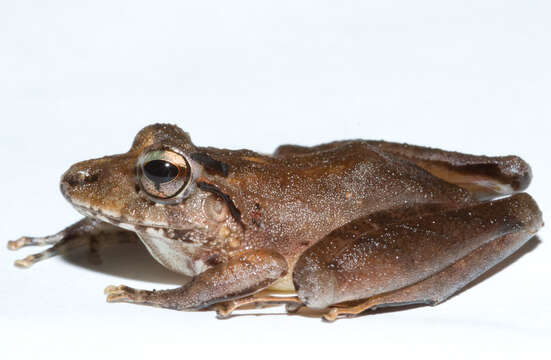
[
  {"x1": 293, "y1": 193, "x2": 542, "y2": 321},
  {"x1": 322, "y1": 227, "x2": 536, "y2": 321},
  {"x1": 367, "y1": 140, "x2": 532, "y2": 200},
  {"x1": 214, "y1": 292, "x2": 302, "y2": 318},
  {"x1": 8, "y1": 218, "x2": 137, "y2": 268}
]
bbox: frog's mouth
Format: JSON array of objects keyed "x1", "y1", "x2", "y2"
[
  {"x1": 71, "y1": 201, "x2": 211, "y2": 276},
  {"x1": 69, "y1": 201, "x2": 198, "y2": 241}
]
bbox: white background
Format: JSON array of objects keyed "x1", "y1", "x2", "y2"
[{"x1": 1, "y1": 1, "x2": 550, "y2": 359}]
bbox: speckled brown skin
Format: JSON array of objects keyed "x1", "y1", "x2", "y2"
[
  {"x1": 104, "y1": 249, "x2": 288, "y2": 310},
  {"x1": 293, "y1": 193, "x2": 541, "y2": 311},
  {"x1": 8, "y1": 124, "x2": 542, "y2": 319}
]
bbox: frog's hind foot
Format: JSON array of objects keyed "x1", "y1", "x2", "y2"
[
  {"x1": 366, "y1": 140, "x2": 532, "y2": 200},
  {"x1": 322, "y1": 299, "x2": 433, "y2": 322},
  {"x1": 322, "y1": 302, "x2": 372, "y2": 322},
  {"x1": 215, "y1": 294, "x2": 303, "y2": 319},
  {"x1": 295, "y1": 193, "x2": 542, "y2": 322},
  {"x1": 285, "y1": 302, "x2": 304, "y2": 313}
]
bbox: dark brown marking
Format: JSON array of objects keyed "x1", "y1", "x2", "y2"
[
  {"x1": 250, "y1": 203, "x2": 263, "y2": 228},
  {"x1": 196, "y1": 181, "x2": 242, "y2": 224},
  {"x1": 205, "y1": 253, "x2": 221, "y2": 267},
  {"x1": 172, "y1": 229, "x2": 194, "y2": 243},
  {"x1": 191, "y1": 152, "x2": 229, "y2": 177},
  {"x1": 427, "y1": 161, "x2": 530, "y2": 191},
  {"x1": 64, "y1": 171, "x2": 100, "y2": 187}
]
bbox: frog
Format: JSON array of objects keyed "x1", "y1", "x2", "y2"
[{"x1": 8, "y1": 124, "x2": 543, "y2": 321}]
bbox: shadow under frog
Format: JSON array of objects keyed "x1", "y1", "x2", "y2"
[
  {"x1": 8, "y1": 124, "x2": 543, "y2": 321},
  {"x1": 59, "y1": 233, "x2": 542, "y2": 320},
  {"x1": 60, "y1": 233, "x2": 186, "y2": 286}
]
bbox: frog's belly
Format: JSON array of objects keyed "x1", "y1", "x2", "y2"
[
  {"x1": 267, "y1": 256, "x2": 299, "y2": 291},
  {"x1": 137, "y1": 232, "x2": 208, "y2": 277},
  {"x1": 138, "y1": 231, "x2": 298, "y2": 291},
  {"x1": 268, "y1": 273, "x2": 295, "y2": 291}
]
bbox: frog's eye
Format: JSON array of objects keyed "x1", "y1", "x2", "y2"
[{"x1": 138, "y1": 150, "x2": 191, "y2": 201}]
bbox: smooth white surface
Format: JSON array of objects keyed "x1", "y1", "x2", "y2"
[{"x1": 1, "y1": 1, "x2": 550, "y2": 359}]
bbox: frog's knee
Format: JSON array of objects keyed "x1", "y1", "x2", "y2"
[
  {"x1": 293, "y1": 255, "x2": 338, "y2": 309},
  {"x1": 506, "y1": 193, "x2": 543, "y2": 234}
]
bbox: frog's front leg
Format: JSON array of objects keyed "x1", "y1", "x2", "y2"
[
  {"x1": 104, "y1": 249, "x2": 289, "y2": 311},
  {"x1": 293, "y1": 193, "x2": 542, "y2": 321},
  {"x1": 7, "y1": 218, "x2": 137, "y2": 267}
]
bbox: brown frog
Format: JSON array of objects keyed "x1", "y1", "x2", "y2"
[{"x1": 8, "y1": 124, "x2": 542, "y2": 321}]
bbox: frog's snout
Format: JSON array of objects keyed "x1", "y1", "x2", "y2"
[
  {"x1": 60, "y1": 163, "x2": 103, "y2": 202},
  {"x1": 62, "y1": 168, "x2": 101, "y2": 188}
]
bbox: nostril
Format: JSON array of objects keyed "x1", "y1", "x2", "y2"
[{"x1": 63, "y1": 169, "x2": 101, "y2": 187}]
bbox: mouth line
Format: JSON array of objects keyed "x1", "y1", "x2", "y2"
[{"x1": 71, "y1": 203, "x2": 193, "y2": 233}]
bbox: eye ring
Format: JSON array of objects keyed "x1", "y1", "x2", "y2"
[{"x1": 137, "y1": 148, "x2": 192, "y2": 202}]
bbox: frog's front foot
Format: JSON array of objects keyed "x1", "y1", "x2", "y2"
[
  {"x1": 7, "y1": 237, "x2": 26, "y2": 250},
  {"x1": 8, "y1": 235, "x2": 57, "y2": 250},
  {"x1": 13, "y1": 254, "x2": 40, "y2": 268},
  {"x1": 8, "y1": 233, "x2": 64, "y2": 267},
  {"x1": 8, "y1": 218, "x2": 139, "y2": 268},
  {"x1": 104, "y1": 285, "x2": 155, "y2": 305},
  {"x1": 8, "y1": 234, "x2": 61, "y2": 268},
  {"x1": 8, "y1": 232, "x2": 86, "y2": 268}
]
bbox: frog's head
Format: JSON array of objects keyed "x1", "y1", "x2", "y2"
[{"x1": 60, "y1": 124, "x2": 243, "y2": 275}]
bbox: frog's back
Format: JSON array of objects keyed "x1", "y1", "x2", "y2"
[{"x1": 207, "y1": 140, "x2": 472, "y2": 260}]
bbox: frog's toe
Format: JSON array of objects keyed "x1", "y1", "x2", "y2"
[
  {"x1": 322, "y1": 308, "x2": 341, "y2": 322},
  {"x1": 104, "y1": 285, "x2": 134, "y2": 302},
  {"x1": 8, "y1": 235, "x2": 63, "y2": 250},
  {"x1": 14, "y1": 255, "x2": 35, "y2": 268},
  {"x1": 14, "y1": 250, "x2": 54, "y2": 268},
  {"x1": 12, "y1": 245, "x2": 59, "y2": 268},
  {"x1": 8, "y1": 237, "x2": 29, "y2": 250},
  {"x1": 214, "y1": 304, "x2": 234, "y2": 319},
  {"x1": 104, "y1": 285, "x2": 150, "y2": 304},
  {"x1": 322, "y1": 305, "x2": 370, "y2": 322},
  {"x1": 9, "y1": 236, "x2": 41, "y2": 250}
]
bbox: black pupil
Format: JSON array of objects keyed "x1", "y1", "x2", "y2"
[{"x1": 143, "y1": 160, "x2": 179, "y2": 184}]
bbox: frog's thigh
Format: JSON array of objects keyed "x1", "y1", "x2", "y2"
[
  {"x1": 322, "y1": 228, "x2": 536, "y2": 321},
  {"x1": 8, "y1": 217, "x2": 137, "y2": 268},
  {"x1": 293, "y1": 193, "x2": 542, "y2": 316},
  {"x1": 367, "y1": 140, "x2": 532, "y2": 199}
]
